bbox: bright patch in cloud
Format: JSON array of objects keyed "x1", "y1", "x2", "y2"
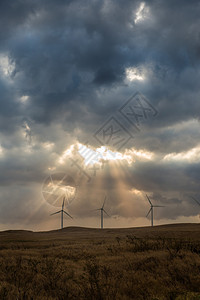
[
  {"x1": 130, "y1": 188, "x2": 143, "y2": 195},
  {"x1": 22, "y1": 121, "x2": 32, "y2": 144},
  {"x1": 0, "y1": 54, "x2": 15, "y2": 78},
  {"x1": 163, "y1": 145, "x2": 200, "y2": 162},
  {"x1": 125, "y1": 67, "x2": 145, "y2": 81},
  {"x1": 134, "y1": 2, "x2": 149, "y2": 24},
  {"x1": 58, "y1": 144, "x2": 76, "y2": 164},
  {"x1": 78, "y1": 144, "x2": 133, "y2": 166},
  {"x1": 127, "y1": 148, "x2": 154, "y2": 160},
  {"x1": 20, "y1": 95, "x2": 29, "y2": 103},
  {"x1": 58, "y1": 143, "x2": 154, "y2": 167}
]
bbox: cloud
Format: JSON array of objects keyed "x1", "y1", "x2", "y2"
[{"x1": 0, "y1": 0, "x2": 200, "y2": 229}]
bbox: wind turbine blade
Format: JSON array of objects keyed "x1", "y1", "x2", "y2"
[
  {"x1": 190, "y1": 196, "x2": 200, "y2": 206},
  {"x1": 103, "y1": 209, "x2": 110, "y2": 217},
  {"x1": 146, "y1": 208, "x2": 151, "y2": 218},
  {"x1": 102, "y1": 195, "x2": 106, "y2": 209},
  {"x1": 146, "y1": 194, "x2": 152, "y2": 205},
  {"x1": 50, "y1": 210, "x2": 61, "y2": 216},
  {"x1": 91, "y1": 208, "x2": 101, "y2": 212},
  {"x1": 153, "y1": 205, "x2": 165, "y2": 207},
  {"x1": 62, "y1": 197, "x2": 65, "y2": 209},
  {"x1": 63, "y1": 210, "x2": 73, "y2": 219}
]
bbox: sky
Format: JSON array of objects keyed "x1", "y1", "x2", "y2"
[{"x1": 0, "y1": 0, "x2": 200, "y2": 230}]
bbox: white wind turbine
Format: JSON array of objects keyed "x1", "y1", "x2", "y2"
[
  {"x1": 93, "y1": 195, "x2": 110, "y2": 229},
  {"x1": 50, "y1": 197, "x2": 73, "y2": 229},
  {"x1": 146, "y1": 194, "x2": 164, "y2": 227}
]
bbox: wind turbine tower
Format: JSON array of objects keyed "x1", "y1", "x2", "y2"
[
  {"x1": 50, "y1": 197, "x2": 73, "y2": 229},
  {"x1": 146, "y1": 194, "x2": 164, "y2": 227},
  {"x1": 94, "y1": 196, "x2": 109, "y2": 229}
]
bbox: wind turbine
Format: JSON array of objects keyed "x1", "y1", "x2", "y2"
[
  {"x1": 146, "y1": 194, "x2": 164, "y2": 227},
  {"x1": 50, "y1": 197, "x2": 73, "y2": 229},
  {"x1": 93, "y1": 196, "x2": 109, "y2": 229}
]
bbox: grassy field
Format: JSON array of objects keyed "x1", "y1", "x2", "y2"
[{"x1": 1, "y1": 224, "x2": 200, "y2": 299}]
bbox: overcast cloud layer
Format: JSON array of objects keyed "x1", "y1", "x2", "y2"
[{"x1": 0, "y1": 0, "x2": 200, "y2": 230}]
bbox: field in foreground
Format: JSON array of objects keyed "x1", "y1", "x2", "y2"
[{"x1": 1, "y1": 224, "x2": 200, "y2": 299}]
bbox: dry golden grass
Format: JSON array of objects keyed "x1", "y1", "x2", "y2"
[{"x1": 1, "y1": 224, "x2": 200, "y2": 299}]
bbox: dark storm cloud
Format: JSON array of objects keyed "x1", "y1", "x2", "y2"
[
  {"x1": 0, "y1": 1, "x2": 35, "y2": 44},
  {"x1": 1, "y1": 0, "x2": 200, "y2": 128}
]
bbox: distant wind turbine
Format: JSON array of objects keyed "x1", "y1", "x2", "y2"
[
  {"x1": 93, "y1": 195, "x2": 110, "y2": 229},
  {"x1": 50, "y1": 197, "x2": 73, "y2": 229},
  {"x1": 146, "y1": 194, "x2": 164, "y2": 227}
]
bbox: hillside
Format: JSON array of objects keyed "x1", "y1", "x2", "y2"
[{"x1": 1, "y1": 224, "x2": 200, "y2": 299}]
